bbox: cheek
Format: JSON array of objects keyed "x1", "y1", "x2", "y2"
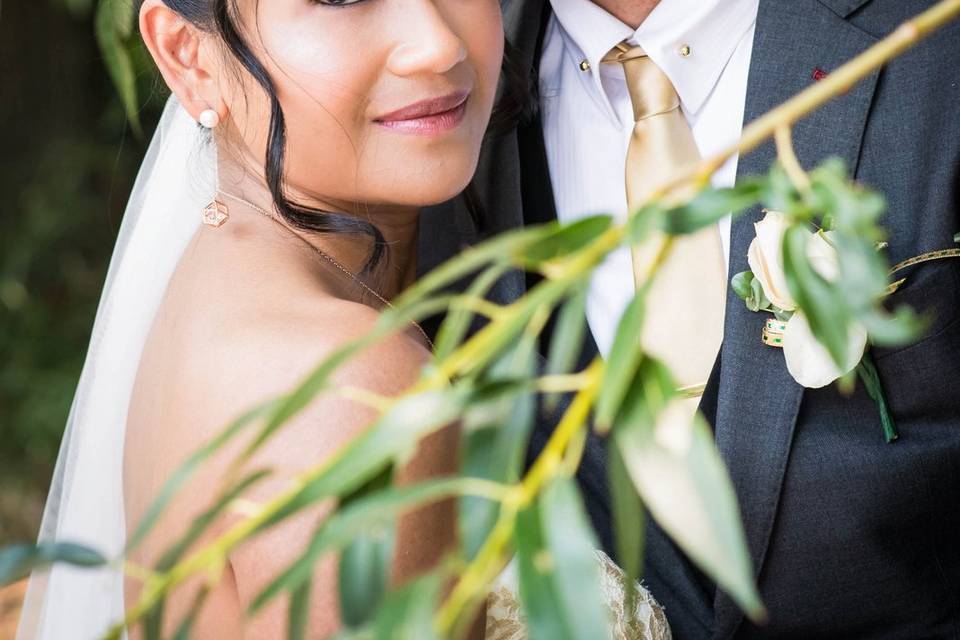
[
  {"x1": 463, "y1": 1, "x2": 505, "y2": 93},
  {"x1": 237, "y1": 18, "x2": 382, "y2": 201}
]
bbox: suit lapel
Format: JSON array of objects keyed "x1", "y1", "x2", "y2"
[{"x1": 712, "y1": 1, "x2": 879, "y2": 637}]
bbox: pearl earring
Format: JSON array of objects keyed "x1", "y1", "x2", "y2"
[{"x1": 199, "y1": 109, "x2": 220, "y2": 129}]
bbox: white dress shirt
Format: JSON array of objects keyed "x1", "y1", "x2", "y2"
[{"x1": 540, "y1": 0, "x2": 759, "y2": 355}]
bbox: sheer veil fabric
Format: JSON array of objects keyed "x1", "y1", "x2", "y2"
[{"x1": 18, "y1": 97, "x2": 214, "y2": 639}]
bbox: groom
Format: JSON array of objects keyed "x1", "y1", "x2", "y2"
[{"x1": 422, "y1": 0, "x2": 960, "y2": 637}]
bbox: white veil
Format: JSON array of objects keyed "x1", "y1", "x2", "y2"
[{"x1": 17, "y1": 96, "x2": 215, "y2": 640}]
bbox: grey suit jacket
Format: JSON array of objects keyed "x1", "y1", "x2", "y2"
[{"x1": 420, "y1": 0, "x2": 960, "y2": 637}]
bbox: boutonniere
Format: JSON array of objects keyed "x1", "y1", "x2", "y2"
[{"x1": 732, "y1": 210, "x2": 896, "y2": 442}]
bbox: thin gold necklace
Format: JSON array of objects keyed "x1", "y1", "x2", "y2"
[{"x1": 216, "y1": 191, "x2": 433, "y2": 349}]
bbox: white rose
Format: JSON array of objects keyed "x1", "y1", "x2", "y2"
[
  {"x1": 747, "y1": 211, "x2": 796, "y2": 311},
  {"x1": 749, "y1": 218, "x2": 866, "y2": 387},
  {"x1": 783, "y1": 311, "x2": 868, "y2": 388},
  {"x1": 807, "y1": 230, "x2": 840, "y2": 281}
]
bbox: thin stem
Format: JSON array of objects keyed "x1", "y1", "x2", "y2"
[
  {"x1": 123, "y1": 562, "x2": 157, "y2": 585},
  {"x1": 633, "y1": 236, "x2": 676, "y2": 288},
  {"x1": 774, "y1": 125, "x2": 811, "y2": 193},
  {"x1": 227, "y1": 499, "x2": 264, "y2": 518},
  {"x1": 335, "y1": 385, "x2": 392, "y2": 412},
  {"x1": 449, "y1": 295, "x2": 506, "y2": 320},
  {"x1": 519, "y1": 360, "x2": 602, "y2": 502},
  {"x1": 535, "y1": 372, "x2": 593, "y2": 394}
]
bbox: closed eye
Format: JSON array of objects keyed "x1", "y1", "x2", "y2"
[{"x1": 312, "y1": 0, "x2": 367, "y2": 6}]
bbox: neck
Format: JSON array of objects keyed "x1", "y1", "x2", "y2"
[
  {"x1": 217, "y1": 154, "x2": 420, "y2": 301},
  {"x1": 591, "y1": 0, "x2": 661, "y2": 29}
]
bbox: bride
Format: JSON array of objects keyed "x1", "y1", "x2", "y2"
[{"x1": 17, "y1": 0, "x2": 669, "y2": 638}]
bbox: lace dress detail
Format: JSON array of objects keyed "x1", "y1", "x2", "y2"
[{"x1": 485, "y1": 551, "x2": 672, "y2": 640}]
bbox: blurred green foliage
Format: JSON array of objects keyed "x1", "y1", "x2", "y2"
[{"x1": 0, "y1": 0, "x2": 162, "y2": 544}]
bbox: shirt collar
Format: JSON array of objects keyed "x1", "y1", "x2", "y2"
[{"x1": 549, "y1": 0, "x2": 760, "y2": 116}]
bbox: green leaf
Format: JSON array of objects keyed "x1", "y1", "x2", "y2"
[
  {"x1": 545, "y1": 285, "x2": 589, "y2": 379},
  {"x1": 339, "y1": 527, "x2": 393, "y2": 628},
  {"x1": 730, "y1": 271, "x2": 772, "y2": 312},
  {"x1": 831, "y1": 233, "x2": 888, "y2": 313},
  {"x1": 763, "y1": 163, "x2": 808, "y2": 218},
  {"x1": 626, "y1": 204, "x2": 668, "y2": 245},
  {"x1": 513, "y1": 216, "x2": 613, "y2": 268},
  {"x1": 460, "y1": 429, "x2": 517, "y2": 560},
  {"x1": 172, "y1": 587, "x2": 210, "y2": 640},
  {"x1": 372, "y1": 573, "x2": 442, "y2": 640},
  {"x1": 338, "y1": 465, "x2": 395, "y2": 627},
  {"x1": 95, "y1": 0, "x2": 141, "y2": 136},
  {"x1": 613, "y1": 384, "x2": 764, "y2": 620},
  {"x1": 109, "y1": 0, "x2": 134, "y2": 37},
  {"x1": 460, "y1": 330, "x2": 537, "y2": 560},
  {"x1": 515, "y1": 503, "x2": 571, "y2": 640},
  {"x1": 288, "y1": 580, "x2": 312, "y2": 640},
  {"x1": 595, "y1": 291, "x2": 647, "y2": 432},
  {"x1": 810, "y1": 160, "x2": 885, "y2": 236},
  {"x1": 781, "y1": 224, "x2": 850, "y2": 368},
  {"x1": 608, "y1": 441, "x2": 644, "y2": 614},
  {"x1": 749, "y1": 276, "x2": 772, "y2": 313},
  {"x1": 614, "y1": 357, "x2": 675, "y2": 430},
  {"x1": 0, "y1": 542, "x2": 107, "y2": 585},
  {"x1": 540, "y1": 477, "x2": 609, "y2": 640},
  {"x1": 731, "y1": 271, "x2": 755, "y2": 302},
  {"x1": 859, "y1": 306, "x2": 927, "y2": 347},
  {"x1": 544, "y1": 285, "x2": 590, "y2": 409},
  {"x1": 663, "y1": 180, "x2": 764, "y2": 235},
  {"x1": 144, "y1": 592, "x2": 164, "y2": 640}
]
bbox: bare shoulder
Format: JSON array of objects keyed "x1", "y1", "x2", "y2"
[
  {"x1": 127, "y1": 286, "x2": 439, "y2": 637},
  {"x1": 227, "y1": 296, "x2": 428, "y2": 400},
  {"x1": 176, "y1": 293, "x2": 429, "y2": 445}
]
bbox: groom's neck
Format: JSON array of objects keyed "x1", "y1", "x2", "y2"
[{"x1": 590, "y1": 0, "x2": 661, "y2": 29}]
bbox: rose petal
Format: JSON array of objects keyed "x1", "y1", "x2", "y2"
[
  {"x1": 783, "y1": 311, "x2": 868, "y2": 388},
  {"x1": 807, "y1": 230, "x2": 840, "y2": 282},
  {"x1": 747, "y1": 211, "x2": 796, "y2": 311}
]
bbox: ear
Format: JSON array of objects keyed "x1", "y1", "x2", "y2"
[{"x1": 139, "y1": 0, "x2": 226, "y2": 125}]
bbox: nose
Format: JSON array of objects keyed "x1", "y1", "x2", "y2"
[{"x1": 386, "y1": 0, "x2": 468, "y2": 76}]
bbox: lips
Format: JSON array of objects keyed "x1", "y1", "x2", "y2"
[{"x1": 374, "y1": 90, "x2": 471, "y2": 135}]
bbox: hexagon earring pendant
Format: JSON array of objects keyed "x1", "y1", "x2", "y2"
[{"x1": 202, "y1": 199, "x2": 229, "y2": 228}]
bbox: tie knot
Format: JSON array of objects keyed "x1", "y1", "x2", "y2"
[
  {"x1": 601, "y1": 41, "x2": 647, "y2": 63},
  {"x1": 603, "y1": 41, "x2": 679, "y2": 122}
]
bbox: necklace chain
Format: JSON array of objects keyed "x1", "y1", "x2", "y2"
[{"x1": 216, "y1": 191, "x2": 433, "y2": 349}]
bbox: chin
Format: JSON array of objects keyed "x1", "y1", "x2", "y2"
[{"x1": 383, "y1": 158, "x2": 480, "y2": 207}]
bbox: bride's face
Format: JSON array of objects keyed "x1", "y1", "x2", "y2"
[{"x1": 218, "y1": 0, "x2": 504, "y2": 210}]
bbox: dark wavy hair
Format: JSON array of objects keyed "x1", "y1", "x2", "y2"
[{"x1": 137, "y1": 0, "x2": 528, "y2": 275}]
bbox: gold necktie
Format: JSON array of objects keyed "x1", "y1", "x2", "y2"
[{"x1": 604, "y1": 42, "x2": 726, "y2": 398}]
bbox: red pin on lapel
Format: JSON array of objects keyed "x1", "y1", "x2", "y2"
[{"x1": 812, "y1": 67, "x2": 829, "y2": 81}]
